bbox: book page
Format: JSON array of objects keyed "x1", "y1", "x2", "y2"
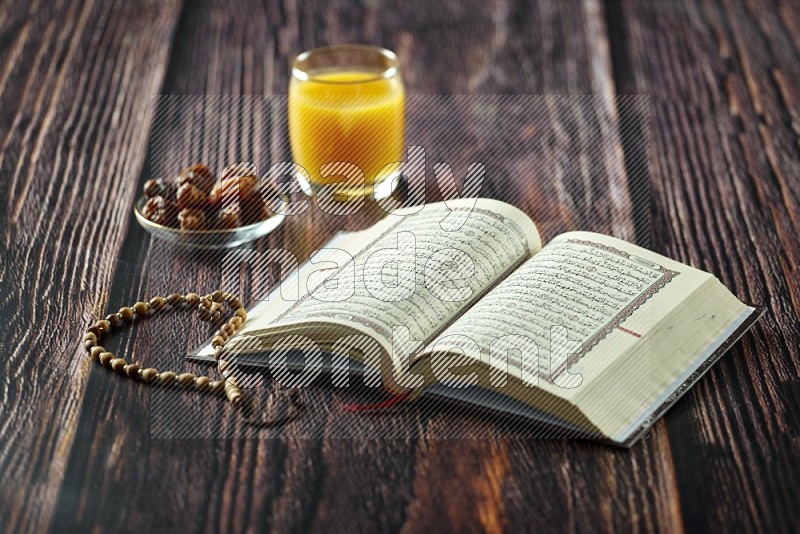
[
  {"x1": 421, "y1": 231, "x2": 716, "y2": 398},
  {"x1": 246, "y1": 199, "x2": 541, "y2": 354},
  {"x1": 191, "y1": 228, "x2": 378, "y2": 361}
]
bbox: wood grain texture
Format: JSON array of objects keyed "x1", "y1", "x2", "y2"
[
  {"x1": 0, "y1": 0, "x2": 183, "y2": 532},
  {"x1": 0, "y1": 0, "x2": 797, "y2": 532},
  {"x1": 614, "y1": 0, "x2": 800, "y2": 531},
  {"x1": 44, "y1": 1, "x2": 671, "y2": 533}
]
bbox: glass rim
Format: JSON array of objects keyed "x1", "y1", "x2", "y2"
[{"x1": 291, "y1": 45, "x2": 400, "y2": 84}]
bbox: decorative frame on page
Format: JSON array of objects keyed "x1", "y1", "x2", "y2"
[{"x1": 548, "y1": 239, "x2": 680, "y2": 379}]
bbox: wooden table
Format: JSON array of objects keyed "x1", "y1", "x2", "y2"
[{"x1": 2, "y1": 0, "x2": 798, "y2": 532}]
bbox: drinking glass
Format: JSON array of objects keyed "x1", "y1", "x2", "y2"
[{"x1": 288, "y1": 45, "x2": 405, "y2": 200}]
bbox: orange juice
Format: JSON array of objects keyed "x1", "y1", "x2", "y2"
[{"x1": 288, "y1": 69, "x2": 404, "y2": 198}]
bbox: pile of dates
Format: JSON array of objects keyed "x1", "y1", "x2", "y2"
[{"x1": 141, "y1": 163, "x2": 274, "y2": 230}]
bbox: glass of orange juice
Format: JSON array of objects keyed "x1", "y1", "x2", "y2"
[{"x1": 289, "y1": 45, "x2": 404, "y2": 200}]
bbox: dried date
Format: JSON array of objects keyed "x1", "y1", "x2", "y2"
[
  {"x1": 241, "y1": 198, "x2": 271, "y2": 224},
  {"x1": 208, "y1": 175, "x2": 259, "y2": 207},
  {"x1": 177, "y1": 183, "x2": 207, "y2": 209},
  {"x1": 220, "y1": 162, "x2": 257, "y2": 181},
  {"x1": 143, "y1": 178, "x2": 176, "y2": 200},
  {"x1": 141, "y1": 196, "x2": 178, "y2": 226},
  {"x1": 216, "y1": 205, "x2": 242, "y2": 229},
  {"x1": 178, "y1": 208, "x2": 206, "y2": 230},
  {"x1": 176, "y1": 163, "x2": 216, "y2": 194}
]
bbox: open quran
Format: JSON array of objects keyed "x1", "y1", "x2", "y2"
[{"x1": 192, "y1": 199, "x2": 761, "y2": 446}]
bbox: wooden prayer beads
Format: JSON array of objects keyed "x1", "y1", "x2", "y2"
[{"x1": 82, "y1": 291, "x2": 247, "y2": 406}]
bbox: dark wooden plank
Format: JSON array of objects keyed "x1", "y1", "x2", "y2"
[
  {"x1": 0, "y1": 0, "x2": 183, "y2": 532},
  {"x1": 614, "y1": 0, "x2": 800, "y2": 531}
]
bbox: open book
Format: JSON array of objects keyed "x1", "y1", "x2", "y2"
[{"x1": 192, "y1": 199, "x2": 761, "y2": 446}]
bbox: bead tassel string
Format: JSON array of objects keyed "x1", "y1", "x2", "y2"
[{"x1": 82, "y1": 290, "x2": 247, "y2": 406}]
